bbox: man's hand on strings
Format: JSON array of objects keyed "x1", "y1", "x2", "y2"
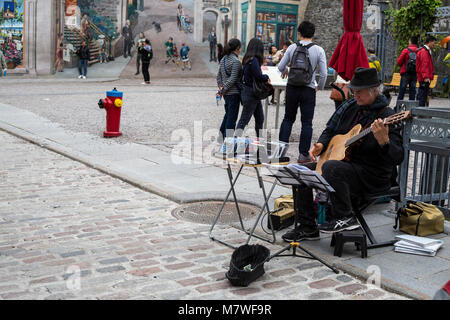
[{"x1": 371, "y1": 118, "x2": 389, "y2": 146}]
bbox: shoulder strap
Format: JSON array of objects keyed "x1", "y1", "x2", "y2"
[{"x1": 222, "y1": 57, "x2": 230, "y2": 77}]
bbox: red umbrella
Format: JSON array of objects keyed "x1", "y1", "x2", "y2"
[{"x1": 329, "y1": 0, "x2": 369, "y2": 81}]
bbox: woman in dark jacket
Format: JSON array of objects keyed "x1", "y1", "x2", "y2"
[
  {"x1": 216, "y1": 38, "x2": 242, "y2": 142},
  {"x1": 235, "y1": 38, "x2": 270, "y2": 137},
  {"x1": 139, "y1": 39, "x2": 152, "y2": 84},
  {"x1": 75, "y1": 41, "x2": 90, "y2": 79}
]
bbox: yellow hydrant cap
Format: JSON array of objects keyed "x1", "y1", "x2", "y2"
[{"x1": 114, "y1": 99, "x2": 123, "y2": 107}]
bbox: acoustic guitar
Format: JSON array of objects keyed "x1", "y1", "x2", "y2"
[{"x1": 316, "y1": 111, "x2": 411, "y2": 175}]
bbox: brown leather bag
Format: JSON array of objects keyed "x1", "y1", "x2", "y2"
[{"x1": 330, "y1": 82, "x2": 349, "y2": 101}]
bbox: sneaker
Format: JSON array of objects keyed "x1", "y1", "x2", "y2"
[
  {"x1": 319, "y1": 216, "x2": 360, "y2": 234},
  {"x1": 281, "y1": 226, "x2": 320, "y2": 242},
  {"x1": 297, "y1": 153, "x2": 312, "y2": 164},
  {"x1": 78, "y1": 75, "x2": 83, "y2": 79},
  {"x1": 83, "y1": 76, "x2": 86, "y2": 79}
]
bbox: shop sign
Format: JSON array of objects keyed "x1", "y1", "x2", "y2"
[
  {"x1": 219, "y1": 7, "x2": 230, "y2": 13},
  {"x1": 256, "y1": 1, "x2": 297, "y2": 14}
]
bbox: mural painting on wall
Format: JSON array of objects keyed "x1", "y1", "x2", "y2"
[
  {"x1": 65, "y1": 0, "x2": 119, "y2": 40},
  {"x1": 0, "y1": 0, "x2": 24, "y2": 69}
]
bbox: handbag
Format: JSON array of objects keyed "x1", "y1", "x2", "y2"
[
  {"x1": 329, "y1": 82, "x2": 349, "y2": 101},
  {"x1": 252, "y1": 78, "x2": 274, "y2": 100},
  {"x1": 394, "y1": 201, "x2": 445, "y2": 236}
]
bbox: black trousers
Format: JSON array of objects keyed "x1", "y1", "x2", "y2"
[
  {"x1": 295, "y1": 160, "x2": 364, "y2": 228},
  {"x1": 210, "y1": 42, "x2": 216, "y2": 61},
  {"x1": 142, "y1": 62, "x2": 150, "y2": 82}
]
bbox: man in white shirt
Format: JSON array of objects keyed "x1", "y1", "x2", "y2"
[{"x1": 278, "y1": 21, "x2": 328, "y2": 163}]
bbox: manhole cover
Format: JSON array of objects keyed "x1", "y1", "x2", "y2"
[{"x1": 171, "y1": 201, "x2": 260, "y2": 225}]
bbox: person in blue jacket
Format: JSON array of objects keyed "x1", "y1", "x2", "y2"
[{"x1": 235, "y1": 38, "x2": 271, "y2": 137}]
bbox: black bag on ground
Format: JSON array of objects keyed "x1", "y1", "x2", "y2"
[{"x1": 225, "y1": 244, "x2": 270, "y2": 287}]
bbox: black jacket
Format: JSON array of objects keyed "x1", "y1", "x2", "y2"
[
  {"x1": 317, "y1": 95, "x2": 404, "y2": 194},
  {"x1": 76, "y1": 46, "x2": 90, "y2": 60},
  {"x1": 139, "y1": 45, "x2": 152, "y2": 63}
]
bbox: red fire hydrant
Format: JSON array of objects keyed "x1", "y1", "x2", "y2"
[{"x1": 98, "y1": 88, "x2": 123, "y2": 137}]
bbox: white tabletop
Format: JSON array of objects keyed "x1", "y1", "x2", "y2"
[{"x1": 261, "y1": 66, "x2": 287, "y2": 88}]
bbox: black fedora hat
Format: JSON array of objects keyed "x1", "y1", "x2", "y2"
[{"x1": 347, "y1": 67, "x2": 381, "y2": 90}]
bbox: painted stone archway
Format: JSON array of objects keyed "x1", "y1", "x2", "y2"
[{"x1": 193, "y1": 0, "x2": 222, "y2": 44}]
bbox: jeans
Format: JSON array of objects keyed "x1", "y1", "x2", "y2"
[
  {"x1": 219, "y1": 94, "x2": 241, "y2": 140},
  {"x1": 210, "y1": 42, "x2": 216, "y2": 61},
  {"x1": 397, "y1": 73, "x2": 417, "y2": 101},
  {"x1": 136, "y1": 53, "x2": 141, "y2": 73},
  {"x1": 279, "y1": 84, "x2": 316, "y2": 157},
  {"x1": 295, "y1": 161, "x2": 364, "y2": 228},
  {"x1": 123, "y1": 39, "x2": 132, "y2": 58},
  {"x1": 417, "y1": 81, "x2": 430, "y2": 107},
  {"x1": 142, "y1": 62, "x2": 150, "y2": 82},
  {"x1": 78, "y1": 59, "x2": 88, "y2": 76},
  {"x1": 235, "y1": 86, "x2": 264, "y2": 137}
]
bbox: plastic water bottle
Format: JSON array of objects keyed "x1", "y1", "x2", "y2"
[
  {"x1": 216, "y1": 93, "x2": 221, "y2": 106},
  {"x1": 3, "y1": 69, "x2": 6, "y2": 77}
]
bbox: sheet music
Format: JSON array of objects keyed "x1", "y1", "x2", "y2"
[{"x1": 264, "y1": 163, "x2": 335, "y2": 192}]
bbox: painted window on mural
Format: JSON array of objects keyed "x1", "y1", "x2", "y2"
[
  {"x1": 255, "y1": 8, "x2": 297, "y2": 52},
  {"x1": 278, "y1": 14, "x2": 296, "y2": 24},
  {"x1": 0, "y1": 0, "x2": 24, "y2": 69},
  {"x1": 256, "y1": 22, "x2": 276, "y2": 52},
  {"x1": 256, "y1": 11, "x2": 276, "y2": 22}
]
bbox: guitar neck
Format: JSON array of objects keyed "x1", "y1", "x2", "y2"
[{"x1": 345, "y1": 127, "x2": 373, "y2": 147}]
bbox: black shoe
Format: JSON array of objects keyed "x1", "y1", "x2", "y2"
[
  {"x1": 282, "y1": 226, "x2": 320, "y2": 242},
  {"x1": 319, "y1": 216, "x2": 360, "y2": 234},
  {"x1": 135, "y1": 72, "x2": 139, "y2": 75}
]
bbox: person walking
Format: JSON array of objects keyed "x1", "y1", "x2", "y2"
[
  {"x1": 74, "y1": 41, "x2": 90, "y2": 79},
  {"x1": 55, "y1": 42, "x2": 64, "y2": 72},
  {"x1": 122, "y1": 19, "x2": 133, "y2": 58},
  {"x1": 396, "y1": 36, "x2": 419, "y2": 101},
  {"x1": 235, "y1": 38, "x2": 270, "y2": 138},
  {"x1": 180, "y1": 43, "x2": 191, "y2": 71},
  {"x1": 135, "y1": 32, "x2": 146, "y2": 75},
  {"x1": 216, "y1": 38, "x2": 243, "y2": 142},
  {"x1": 165, "y1": 37, "x2": 176, "y2": 64},
  {"x1": 139, "y1": 39, "x2": 153, "y2": 85},
  {"x1": 177, "y1": 4, "x2": 184, "y2": 31},
  {"x1": 278, "y1": 21, "x2": 327, "y2": 163},
  {"x1": 416, "y1": 35, "x2": 437, "y2": 107},
  {"x1": 208, "y1": 28, "x2": 217, "y2": 62}
]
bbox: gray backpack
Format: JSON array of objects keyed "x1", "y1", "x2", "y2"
[{"x1": 288, "y1": 42, "x2": 315, "y2": 87}]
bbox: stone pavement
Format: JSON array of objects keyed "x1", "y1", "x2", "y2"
[
  {"x1": 0, "y1": 130, "x2": 404, "y2": 300},
  {"x1": 1, "y1": 99, "x2": 449, "y2": 300}
]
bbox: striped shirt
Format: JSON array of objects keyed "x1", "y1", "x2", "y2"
[{"x1": 216, "y1": 53, "x2": 243, "y2": 96}]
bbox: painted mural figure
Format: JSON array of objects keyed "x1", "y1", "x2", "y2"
[
  {"x1": 208, "y1": 28, "x2": 217, "y2": 62},
  {"x1": 122, "y1": 19, "x2": 133, "y2": 58}
]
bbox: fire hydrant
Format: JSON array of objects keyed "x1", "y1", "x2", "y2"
[{"x1": 98, "y1": 88, "x2": 123, "y2": 137}]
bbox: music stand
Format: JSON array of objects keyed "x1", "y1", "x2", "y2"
[{"x1": 264, "y1": 164, "x2": 340, "y2": 274}]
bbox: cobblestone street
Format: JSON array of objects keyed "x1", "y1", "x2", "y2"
[{"x1": 0, "y1": 130, "x2": 406, "y2": 300}]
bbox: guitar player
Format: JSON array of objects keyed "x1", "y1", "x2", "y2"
[{"x1": 282, "y1": 67, "x2": 404, "y2": 242}]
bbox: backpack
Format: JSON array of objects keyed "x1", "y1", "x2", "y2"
[
  {"x1": 288, "y1": 42, "x2": 315, "y2": 87},
  {"x1": 405, "y1": 48, "x2": 417, "y2": 75}
]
